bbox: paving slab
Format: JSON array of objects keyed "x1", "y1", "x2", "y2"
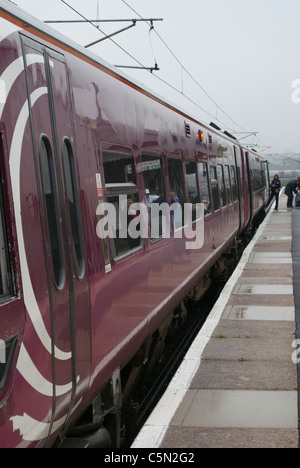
[
  {"x1": 237, "y1": 277, "x2": 293, "y2": 285},
  {"x1": 190, "y1": 359, "x2": 297, "y2": 391},
  {"x1": 161, "y1": 427, "x2": 298, "y2": 449},
  {"x1": 250, "y1": 258, "x2": 293, "y2": 264},
  {"x1": 259, "y1": 236, "x2": 292, "y2": 241},
  {"x1": 240, "y1": 269, "x2": 294, "y2": 278},
  {"x1": 170, "y1": 390, "x2": 298, "y2": 429},
  {"x1": 209, "y1": 319, "x2": 295, "y2": 339},
  {"x1": 251, "y1": 252, "x2": 292, "y2": 258},
  {"x1": 254, "y1": 243, "x2": 292, "y2": 252},
  {"x1": 202, "y1": 335, "x2": 294, "y2": 363},
  {"x1": 227, "y1": 294, "x2": 295, "y2": 307},
  {"x1": 243, "y1": 263, "x2": 293, "y2": 272},
  {"x1": 232, "y1": 284, "x2": 293, "y2": 295},
  {"x1": 222, "y1": 305, "x2": 295, "y2": 321}
]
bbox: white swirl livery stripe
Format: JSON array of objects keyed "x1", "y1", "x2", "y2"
[
  {"x1": 10, "y1": 399, "x2": 82, "y2": 442},
  {"x1": 16, "y1": 344, "x2": 74, "y2": 397},
  {"x1": 9, "y1": 88, "x2": 72, "y2": 361},
  {"x1": 0, "y1": 54, "x2": 46, "y2": 119}
]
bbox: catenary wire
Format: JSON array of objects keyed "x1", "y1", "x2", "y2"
[
  {"x1": 60, "y1": 0, "x2": 241, "y2": 132},
  {"x1": 61, "y1": 0, "x2": 265, "y2": 148},
  {"x1": 121, "y1": 0, "x2": 248, "y2": 134}
]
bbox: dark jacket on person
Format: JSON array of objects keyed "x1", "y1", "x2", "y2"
[
  {"x1": 285, "y1": 180, "x2": 298, "y2": 196},
  {"x1": 271, "y1": 178, "x2": 281, "y2": 194}
]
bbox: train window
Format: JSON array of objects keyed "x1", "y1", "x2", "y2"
[
  {"x1": 167, "y1": 158, "x2": 186, "y2": 229},
  {"x1": 142, "y1": 154, "x2": 166, "y2": 240},
  {"x1": 186, "y1": 160, "x2": 201, "y2": 222},
  {"x1": 198, "y1": 162, "x2": 211, "y2": 216},
  {"x1": 39, "y1": 135, "x2": 65, "y2": 290},
  {"x1": 62, "y1": 138, "x2": 85, "y2": 279},
  {"x1": 142, "y1": 155, "x2": 165, "y2": 199},
  {"x1": 217, "y1": 165, "x2": 226, "y2": 207},
  {"x1": 261, "y1": 163, "x2": 267, "y2": 189},
  {"x1": 103, "y1": 151, "x2": 136, "y2": 185},
  {"x1": 103, "y1": 151, "x2": 141, "y2": 259},
  {"x1": 167, "y1": 158, "x2": 186, "y2": 205},
  {"x1": 210, "y1": 166, "x2": 220, "y2": 211},
  {"x1": 230, "y1": 166, "x2": 238, "y2": 201},
  {"x1": 224, "y1": 166, "x2": 232, "y2": 204}
]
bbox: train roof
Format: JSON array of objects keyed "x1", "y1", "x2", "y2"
[{"x1": 0, "y1": 0, "x2": 262, "y2": 158}]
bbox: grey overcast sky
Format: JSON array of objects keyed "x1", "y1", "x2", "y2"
[{"x1": 12, "y1": 0, "x2": 300, "y2": 155}]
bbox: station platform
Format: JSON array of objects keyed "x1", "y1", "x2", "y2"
[{"x1": 132, "y1": 194, "x2": 299, "y2": 449}]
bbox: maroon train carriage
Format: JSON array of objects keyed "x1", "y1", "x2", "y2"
[{"x1": 0, "y1": 0, "x2": 270, "y2": 448}]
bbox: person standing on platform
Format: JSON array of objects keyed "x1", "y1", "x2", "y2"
[
  {"x1": 285, "y1": 177, "x2": 300, "y2": 210},
  {"x1": 271, "y1": 174, "x2": 281, "y2": 210}
]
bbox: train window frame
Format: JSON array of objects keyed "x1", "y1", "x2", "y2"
[
  {"x1": 246, "y1": 153, "x2": 265, "y2": 193},
  {"x1": 167, "y1": 157, "x2": 186, "y2": 204},
  {"x1": 230, "y1": 165, "x2": 238, "y2": 201},
  {"x1": 103, "y1": 150, "x2": 137, "y2": 186},
  {"x1": 224, "y1": 165, "x2": 232, "y2": 205},
  {"x1": 217, "y1": 164, "x2": 226, "y2": 208},
  {"x1": 261, "y1": 162, "x2": 267, "y2": 189},
  {"x1": 103, "y1": 150, "x2": 142, "y2": 261},
  {"x1": 198, "y1": 161, "x2": 212, "y2": 217},
  {"x1": 186, "y1": 160, "x2": 201, "y2": 222},
  {"x1": 210, "y1": 165, "x2": 220, "y2": 212},
  {"x1": 39, "y1": 134, "x2": 66, "y2": 291},
  {"x1": 167, "y1": 157, "x2": 186, "y2": 231},
  {"x1": 141, "y1": 153, "x2": 166, "y2": 242},
  {"x1": 62, "y1": 137, "x2": 85, "y2": 280}
]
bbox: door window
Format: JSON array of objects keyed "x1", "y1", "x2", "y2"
[
  {"x1": 62, "y1": 137, "x2": 85, "y2": 279},
  {"x1": 39, "y1": 135, "x2": 65, "y2": 290},
  {"x1": 198, "y1": 162, "x2": 211, "y2": 216},
  {"x1": 217, "y1": 164, "x2": 226, "y2": 207},
  {"x1": 167, "y1": 158, "x2": 186, "y2": 229},
  {"x1": 141, "y1": 154, "x2": 166, "y2": 240},
  {"x1": 224, "y1": 165, "x2": 232, "y2": 204},
  {"x1": 186, "y1": 160, "x2": 201, "y2": 222},
  {"x1": 230, "y1": 165, "x2": 238, "y2": 200},
  {"x1": 210, "y1": 166, "x2": 220, "y2": 211}
]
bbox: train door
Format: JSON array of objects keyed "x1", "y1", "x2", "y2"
[
  {"x1": 22, "y1": 36, "x2": 90, "y2": 440},
  {"x1": 234, "y1": 146, "x2": 244, "y2": 232},
  {"x1": 244, "y1": 150, "x2": 253, "y2": 223},
  {"x1": 0, "y1": 125, "x2": 24, "y2": 404},
  {"x1": 263, "y1": 160, "x2": 271, "y2": 204}
]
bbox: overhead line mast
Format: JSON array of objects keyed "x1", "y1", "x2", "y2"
[
  {"x1": 45, "y1": 1, "x2": 162, "y2": 68},
  {"x1": 44, "y1": 17, "x2": 163, "y2": 48}
]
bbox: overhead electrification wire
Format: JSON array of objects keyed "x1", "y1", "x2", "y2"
[
  {"x1": 121, "y1": 0, "x2": 274, "y2": 155},
  {"x1": 61, "y1": 0, "x2": 268, "y2": 150},
  {"x1": 60, "y1": 1, "x2": 231, "y2": 129},
  {"x1": 121, "y1": 0, "x2": 249, "y2": 134},
  {"x1": 61, "y1": 0, "x2": 147, "y2": 68}
]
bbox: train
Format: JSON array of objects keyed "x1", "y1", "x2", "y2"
[{"x1": 0, "y1": 0, "x2": 270, "y2": 448}]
